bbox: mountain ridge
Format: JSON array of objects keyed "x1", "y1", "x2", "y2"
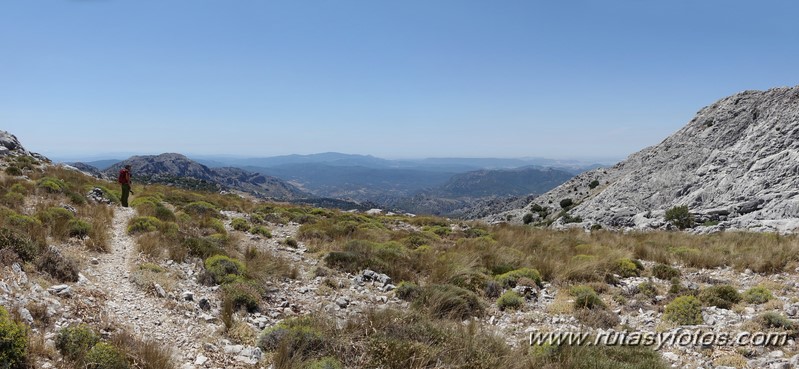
[{"x1": 487, "y1": 85, "x2": 799, "y2": 232}]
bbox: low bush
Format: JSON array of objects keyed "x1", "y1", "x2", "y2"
[
  {"x1": 37, "y1": 177, "x2": 67, "y2": 193},
  {"x1": 742, "y1": 286, "x2": 773, "y2": 304},
  {"x1": 574, "y1": 307, "x2": 620, "y2": 329},
  {"x1": 182, "y1": 201, "x2": 220, "y2": 218},
  {"x1": 522, "y1": 213, "x2": 534, "y2": 224},
  {"x1": 249, "y1": 225, "x2": 272, "y2": 238},
  {"x1": 652, "y1": 263, "x2": 681, "y2": 280},
  {"x1": 223, "y1": 281, "x2": 261, "y2": 313},
  {"x1": 395, "y1": 281, "x2": 422, "y2": 302},
  {"x1": 307, "y1": 357, "x2": 343, "y2": 369},
  {"x1": 0, "y1": 227, "x2": 41, "y2": 262},
  {"x1": 85, "y1": 342, "x2": 130, "y2": 369},
  {"x1": 36, "y1": 247, "x2": 79, "y2": 282},
  {"x1": 127, "y1": 216, "x2": 163, "y2": 234},
  {"x1": 663, "y1": 296, "x2": 703, "y2": 325},
  {"x1": 560, "y1": 198, "x2": 573, "y2": 209},
  {"x1": 284, "y1": 237, "x2": 298, "y2": 247},
  {"x1": 495, "y1": 267, "x2": 542, "y2": 288},
  {"x1": 637, "y1": 281, "x2": 658, "y2": 298},
  {"x1": 757, "y1": 312, "x2": 794, "y2": 330},
  {"x1": 497, "y1": 290, "x2": 524, "y2": 310},
  {"x1": 204, "y1": 255, "x2": 246, "y2": 284},
  {"x1": 257, "y1": 317, "x2": 327, "y2": 355},
  {"x1": 231, "y1": 218, "x2": 250, "y2": 231},
  {"x1": 0, "y1": 306, "x2": 28, "y2": 369},
  {"x1": 68, "y1": 219, "x2": 92, "y2": 238},
  {"x1": 56, "y1": 324, "x2": 100, "y2": 361},
  {"x1": 571, "y1": 285, "x2": 605, "y2": 310},
  {"x1": 615, "y1": 258, "x2": 642, "y2": 277},
  {"x1": 413, "y1": 284, "x2": 484, "y2": 320},
  {"x1": 698, "y1": 285, "x2": 741, "y2": 309}
]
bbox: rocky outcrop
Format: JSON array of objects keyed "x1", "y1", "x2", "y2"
[
  {"x1": 104, "y1": 153, "x2": 307, "y2": 200},
  {"x1": 0, "y1": 130, "x2": 48, "y2": 161},
  {"x1": 488, "y1": 86, "x2": 799, "y2": 232}
]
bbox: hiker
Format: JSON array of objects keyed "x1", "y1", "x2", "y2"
[{"x1": 118, "y1": 164, "x2": 133, "y2": 207}]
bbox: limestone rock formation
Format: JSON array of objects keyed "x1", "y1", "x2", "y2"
[{"x1": 489, "y1": 86, "x2": 799, "y2": 232}]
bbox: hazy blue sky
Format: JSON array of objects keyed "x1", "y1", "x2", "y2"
[{"x1": 2, "y1": 1, "x2": 798, "y2": 161}]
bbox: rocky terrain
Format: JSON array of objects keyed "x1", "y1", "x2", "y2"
[
  {"x1": 2, "y1": 128, "x2": 799, "y2": 369},
  {"x1": 488, "y1": 86, "x2": 799, "y2": 233}
]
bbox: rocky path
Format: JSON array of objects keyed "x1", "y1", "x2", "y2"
[{"x1": 91, "y1": 207, "x2": 210, "y2": 366}]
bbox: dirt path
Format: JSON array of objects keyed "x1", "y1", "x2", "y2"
[{"x1": 92, "y1": 206, "x2": 207, "y2": 366}]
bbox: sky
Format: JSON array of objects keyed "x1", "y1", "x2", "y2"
[{"x1": 2, "y1": 1, "x2": 798, "y2": 162}]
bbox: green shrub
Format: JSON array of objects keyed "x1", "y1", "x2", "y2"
[
  {"x1": 249, "y1": 225, "x2": 272, "y2": 238},
  {"x1": 413, "y1": 284, "x2": 484, "y2": 320},
  {"x1": 637, "y1": 281, "x2": 658, "y2": 298},
  {"x1": 574, "y1": 307, "x2": 621, "y2": 329},
  {"x1": 0, "y1": 227, "x2": 41, "y2": 262},
  {"x1": 182, "y1": 201, "x2": 219, "y2": 217},
  {"x1": 652, "y1": 263, "x2": 681, "y2": 280},
  {"x1": 307, "y1": 357, "x2": 343, "y2": 369},
  {"x1": 201, "y1": 218, "x2": 227, "y2": 234},
  {"x1": 7, "y1": 214, "x2": 42, "y2": 230},
  {"x1": 588, "y1": 179, "x2": 600, "y2": 189},
  {"x1": 85, "y1": 342, "x2": 130, "y2": 369},
  {"x1": 223, "y1": 281, "x2": 261, "y2": 312},
  {"x1": 5, "y1": 166, "x2": 22, "y2": 176},
  {"x1": 523, "y1": 213, "x2": 534, "y2": 224},
  {"x1": 36, "y1": 248, "x2": 79, "y2": 282},
  {"x1": 127, "y1": 216, "x2": 162, "y2": 234},
  {"x1": 231, "y1": 218, "x2": 249, "y2": 231},
  {"x1": 37, "y1": 177, "x2": 67, "y2": 193},
  {"x1": 36, "y1": 207, "x2": 75, "y2": 229},
  {"x1": 698, "y1": 285, "x2": 741, "y2": 309},
  {"x1": 615, "y1": 258, "x2": 641, "y2": 277},
  {"x1": 665, "y1": 205, "x2": 694, "y2": 229},
  {"x1": 257, "y1": 317, "x2": 326, "y2": 355},
  {"x1": 663, "y1": 296, "x2": 703, "y2": 325},
  {"x1": 68, "y1": 219, "x2": 92, "y2": 238},
  {"x1": 284, "y1": 237, "x2": 298, "y2": 247},
  {"x1": 56, "y1": 324, "x2": 99, "y2": 361},
  {"x1": 395, "y1": 281, "x2": 422, "y2": 301},
  {"x1": 497, "y1": 291, "x2": 524, "y2": 311},
  {"x1": 0, "y1": 306, "x2": 28, "y2": 369},
  {"x1": 742, "y1": 286, "x2": 773, "y2": 305},
  {"x1": 138, "y1": 262, "x2": 165, "y2": 273},
  {"x1": 757, "y1": 312, "x2": 794, "y2": 330},
  {"x1": 204, "y1": 255, "x2": 246, "y2": 284},
  {"x1": 559, "y1": 198, "x2": 573, "y2": 209},
  {"x1": 495, "y1": 268, "x2": 542, "y2": 288},
  {"x1": 184, "y1": 237, "x2": 224, "y2": 259},
  {"x1": 153, "y1": 204, "x2": 176, "y2": 222},
  {"x1": 571, "y1": 285, "x2": 605, "y2": 310}
]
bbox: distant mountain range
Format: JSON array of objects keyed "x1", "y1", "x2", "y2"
[
  {"x1": 67, "y1": 152, "x2": 601, "y2": 216},
  {"x1": 101, "y1": 153, "x2": 307, "y2": 200}
]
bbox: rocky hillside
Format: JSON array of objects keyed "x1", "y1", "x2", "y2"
[
  {"x1": 0, "y1": 130, "x2": 48, "y2": 161},
  {"x1": 488, "y1": 86, "x2": 799, "y2": 232},
  {"x1": 101, "y1": 153, "x2": 307, "y2": 200}
]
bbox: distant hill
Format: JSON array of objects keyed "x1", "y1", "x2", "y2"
[
  {"x1": 85, "y1": 159, "x2": 121, "y2": 170},
  {"x1": 248, "y1": 163, "x2": 456, "y2": 202},
  {"x1": 435, "y1": 167, "x2": 575, "y2": 198},
  {"x1": 102, "y1": 153, "x2": 307, "y2": 200},
  {"x1": 391, "y1": 167, "x2": 574, "y2": 216}
]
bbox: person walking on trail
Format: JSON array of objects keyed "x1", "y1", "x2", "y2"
[{"x1": 118, "y1": 164, "x2": 133, "y2": 207}]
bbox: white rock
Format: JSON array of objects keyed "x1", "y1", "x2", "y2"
[{"x1": 194, "y1": 355, "x2": 208, "y2": 366}]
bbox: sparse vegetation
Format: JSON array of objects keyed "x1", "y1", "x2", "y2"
[{"x1": 497, "y1": 290, "x2": 524, "y2": 310}]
